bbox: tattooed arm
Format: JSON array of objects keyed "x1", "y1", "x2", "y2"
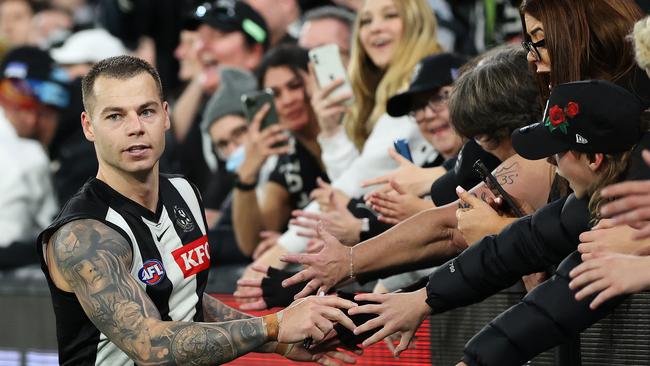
[
  {"x1": 203, "y1": 293, "x2": 252, "y2": 322},
  {"x1": 46, "y1": 219, "x2": 356, "y2": 365}
]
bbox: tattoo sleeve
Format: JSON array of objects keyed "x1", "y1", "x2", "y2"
[
  {"x1": 51, "y1": 219, "x2": 270, "y2": 365},
  {"x1": 202, "y1": 293, "x2": 252, "y2": 322}
]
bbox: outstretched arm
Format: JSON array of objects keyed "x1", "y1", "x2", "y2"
[
  {"x1": 48, "y1": 219, "x2": 274, "y2": 365},
  {"x1": 47, "y1": 219, "x2": 355, "y2": 365},
  {"x1": 281, "y1": 156, "x2": 554, "y2": 296}
]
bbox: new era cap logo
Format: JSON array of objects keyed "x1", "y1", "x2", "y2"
[{"x1": 576, "y1": 134, "x2": 588, "y2": 144}]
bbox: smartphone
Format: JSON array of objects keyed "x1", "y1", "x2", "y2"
[
  {"x1": 393, "y1": 139, "x2": 413, "y2": 162},
  {"x1": 308, "y1": 44, "x2": 353, "y2": 106},
  {"x1": 241, "y1": 88, "x2": 280, "y2": 130},
  {"x1": 473, "y1": 159, "x2": 525, "y2": 217}
]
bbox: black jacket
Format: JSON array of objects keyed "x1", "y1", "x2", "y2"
[
  {"x1": 436, "y1": 134, "x2": 650, "y2": 366},
  {"x1": 425, "y1": 193, "x2": 590, "y2": 314},
  {"x1": 462, "y1": 251, "x2": 624, "y2": 366}
]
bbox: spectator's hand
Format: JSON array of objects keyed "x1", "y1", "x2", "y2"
[
  {"x1": 253, "y1": 231, "x2": 281, "y2": 260},
  {"x1": 284, "y1": 341, "x2": 361, "y2": 366},
  {"x1": 455, "y1": 186, "x2": 517, "y2": 245},
  {"x1": 569, "y1": 252, "x2": 650, "y2": 309},
  {"x1": 456, "y1": 363, "x2": 469, "y2": 366},
  {"x1": 361, "y1": 148, "x2": 445, "y2": 197},
  {"x1": 308, "y1": 63, "x2": 352, "y2": 138},
  {"x1": 280, "y1": 224, "x2": 352, "y2": 298},
  {"x1": 234, "y1": 265, "x2": 268, "y2": 310},
  {"x1": 383, "y1": 332, "x2": 417, "y2": 357},
  {"x1": 578, "y1": 219, "x2": 649, "y2": 256},
  {"x1": 235, "y1": 263, "x2": 267, "y2": 305},
  {"x1": 366, "y1": 180, "x2": 433, "y2": 225},
  {"x1": 599, "y1": 149, "x2": 650, "y2": 239},
  {"x1": 237, "y1": 104, "x2": 290, "y2": 183},
  {"x1": 310, "y1": 178, "x2": 351, "y2": 212},
  {"x1": 348, "y1": 288, "x2": 431, "y2": 356},
  {"x1": 522, "y1": 272, "x2": 547, "y2": 292},
  {"x1": 277, "y1": 295, "x2": 357, "y2": 343},
  {"x1": 292, "y1": 190, "x2": 362, "y2": 245}
]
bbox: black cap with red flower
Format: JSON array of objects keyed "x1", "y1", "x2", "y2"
[{"x1": 512, "y1": 80, "x2": 644, "y2": 160}]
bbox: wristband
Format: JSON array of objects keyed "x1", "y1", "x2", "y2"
[
  {"x1": 234, "y1": 174, "x2": 257, "y2": 191},
  {"x1": 263, "y1": 313, "x2": 279, "y2": 341}
]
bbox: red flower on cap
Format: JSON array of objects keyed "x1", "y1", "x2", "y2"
[
  {"x1": 549, "y1": 105, "x2": 565, "y2": 126},
  {"x1": 565, "y1": 102, "x2": 579, "y2": 118}
]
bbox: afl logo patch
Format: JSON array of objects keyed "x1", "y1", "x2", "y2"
[
  {"x1": 173, "y1": 205, "x2": 195, "y2": 232},
  {"x1": 138, "y1": 259, "x2": 166, "y2": 285}
]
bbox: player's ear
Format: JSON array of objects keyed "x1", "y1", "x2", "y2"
[{"x1": 81, "y1": 111, "x2": 95, "y2": 142}]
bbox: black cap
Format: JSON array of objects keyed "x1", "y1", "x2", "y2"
[
  {"x1": 387, "y1": 53, "x2": 467, "y2": 117},
  {"x1": 184, "y1": 0, "x2": 270, "y2": 51},
  {"x1": 512, "y1": 80, "x2": 644, "y2": 160},
  {"x1": 0, "y1": 46, "x2": 69, "y2": 109}
]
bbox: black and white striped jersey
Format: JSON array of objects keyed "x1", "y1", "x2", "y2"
[{"x1": 37, "y1": 174, "x2": 211, "y2": 366}]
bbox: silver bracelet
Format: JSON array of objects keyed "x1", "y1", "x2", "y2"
[{"x1": 349, "y1": 246, "x2": 355, "y2": 279}]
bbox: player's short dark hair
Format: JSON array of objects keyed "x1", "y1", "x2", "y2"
[{"x1": 81, "y1": 55, "x2": 164, "y2": 114}]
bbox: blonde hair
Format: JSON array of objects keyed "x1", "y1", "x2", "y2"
[
  {"x1": 633, "y1": 16, "x2": 650, "y2": 69},
  {"x1": 344, "y1": 0, "x2": 443, "y2": 150}
]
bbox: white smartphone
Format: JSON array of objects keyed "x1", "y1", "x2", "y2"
[{"x1": 308, "y1": 44, "x2": 353, "y2": 106}]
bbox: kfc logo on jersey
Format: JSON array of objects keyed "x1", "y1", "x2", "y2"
[
  {"x1": 138, "y1": 259, "x2": 166, "y2": 285},
  {"x1": 172, "y1": 236, "x2": 211, "y2": 278}
]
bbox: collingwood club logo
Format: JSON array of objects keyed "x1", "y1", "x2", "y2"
[
  {"x1": 173, "y1": 205, "x2": 195, "y2": 232},
  {"x1": 576, "y1": 134, "x2": 588, "y2": 144}
]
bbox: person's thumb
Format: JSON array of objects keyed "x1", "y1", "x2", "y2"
[
  {"x1": 388, "y1": 147, "x2": 409, "y2": 165},
  {"x1": 456, "y1": 186, "x2": 482, "y2": 209}
]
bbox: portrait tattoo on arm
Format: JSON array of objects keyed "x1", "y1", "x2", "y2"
[{"x1": 50, "y1": 219, "x2": 271, "y2": 365}]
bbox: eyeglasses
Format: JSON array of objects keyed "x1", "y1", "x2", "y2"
[
  {"x1": 522, "y1": 39, "x2": 546, "y2": 62},
  {"x1": 409, "y1": 90, "x2": 450, "y2": 118}
]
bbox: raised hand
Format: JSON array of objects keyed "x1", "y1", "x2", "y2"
[
  {"x1": 280, "y1": 224, "x2": 353, "y2": 298},
  {"x1": 569, "y1": 252, "x2": 650, "y2": 309},
  {"x1": 292, "y1": 190, "x2": 362, "y2": 245},
  {"x1": 455, "y1": 186, "x2": 517, "y2": 245},
  {"x1": 276, "y1": 295, "x2": 357, "y2": 344},
  {"x1": 234, "y1": 265, "x2": 268, "y2": 310},
  {"x1": 308, "y1": 63, "x2": 352, "y2": 138},
  {"x1": 237, "y1": 104, "x2": 290, "y2": 183},
  {"x1": 348, "y1": 288, "x2": 431, "y2": 356},
  {"x1": 365, "y1": 179, "x2": 433, "y2": 225},
  {"x1": 600, "y1": 150, "x2": 650, "y2": 240},
  {"x1": 310, "y1": 177, "x2": 351, "y2": 212},
  {"x1": 252, "y1": 231, "x2": 281, "y2": 260},
  {"x1": 361, "y1": 148, "x2": 445, "y2": 197},
  {"x1": 578, "y1": 220, "x2": 649, "y2": 256}
]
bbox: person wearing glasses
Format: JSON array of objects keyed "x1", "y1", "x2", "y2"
[{"x1": 520, "y1": 0, "x2": 650, "y2": 106}]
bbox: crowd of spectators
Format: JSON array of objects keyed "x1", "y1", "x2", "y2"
[{"x1": 5, "y1": 0, "x2": 650, "y2": 365}]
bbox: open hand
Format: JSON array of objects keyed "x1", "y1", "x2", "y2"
[{"x1": 280, "y1": 224, "x2": 352, "y2": 298}]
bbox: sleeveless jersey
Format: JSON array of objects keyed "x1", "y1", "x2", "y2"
[{"x1": 37, "y1": 174, "x2": 211, "y2": 365}]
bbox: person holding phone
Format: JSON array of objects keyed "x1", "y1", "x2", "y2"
[
  {"x1": 233, "y1": 45, "x2": 328, "y2": 258},
  {"x1": 239, "y1": 0, "x2": 444, "y2": 288}
]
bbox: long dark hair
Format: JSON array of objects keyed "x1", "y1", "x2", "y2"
[{"x1": 520, "y1": 0, "x2": 643, "y2": 103}]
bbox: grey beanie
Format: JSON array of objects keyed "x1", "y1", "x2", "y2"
[{"x1": 201, "y1": 67, "x2": 258, "y2": 132}]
